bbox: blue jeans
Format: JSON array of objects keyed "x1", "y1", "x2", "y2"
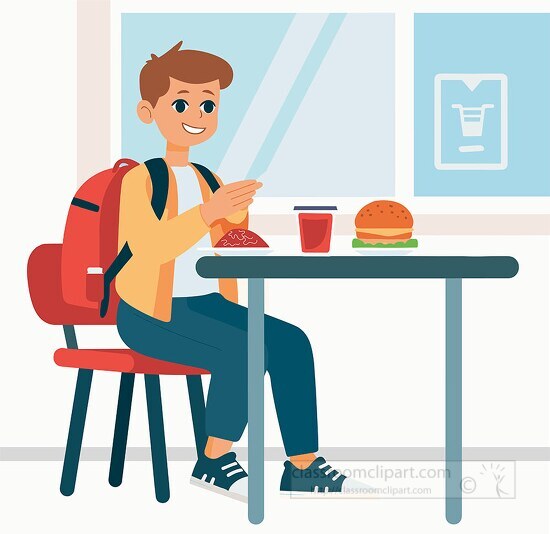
[{"x1": 117, "y1": 293, "x2": 318, "y2": 457}]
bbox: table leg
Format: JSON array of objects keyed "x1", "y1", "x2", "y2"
[
  {"x1": 445, "y1": 278, "x2": 462, "y2": 524},
  {"x1": 248, "y1": 278, "x2": 265, "y2": 524}
]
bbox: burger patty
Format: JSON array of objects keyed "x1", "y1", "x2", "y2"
[{"x1": 356, "y1": 231, "x2": 413, "y2": 242}]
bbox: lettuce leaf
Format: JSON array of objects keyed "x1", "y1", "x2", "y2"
[{"x1": 352, "y1": 238, "x2": 418, "y2": 248}]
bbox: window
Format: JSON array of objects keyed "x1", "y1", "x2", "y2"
[
  {"x1": 113, "y1": 2, "x2": 550, "y2": 213},
  {"x1": 121, "y1": 12, "x2": 395, "y2": 198}
]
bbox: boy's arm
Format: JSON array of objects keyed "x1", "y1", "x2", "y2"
[
  {"x1": 210, "y1": 172, "x2": 249, "y2": 304},
  {"x1": 120, "y1": 165, "x2": 210, "y2": 264},
  {"x1": 209, "y1": 171, "x2": 250, "y2": 242}
]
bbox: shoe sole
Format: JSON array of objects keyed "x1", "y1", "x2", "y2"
[{"x1": 190, "y1": 477, "x2": 248, "y2": 503}]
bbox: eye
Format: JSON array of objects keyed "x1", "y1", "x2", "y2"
[
  {"x1": 200, "y1": 100, "x2": 216, "y2": 114},
  {"x1": 171, "y1": 99, "x2": 189, "y2": 113}
]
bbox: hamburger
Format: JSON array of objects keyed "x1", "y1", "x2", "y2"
[{"x1": 353, "y1": 200, "x2": 418, "y2": 248}]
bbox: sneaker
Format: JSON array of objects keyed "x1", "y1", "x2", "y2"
[
  {"x1": 280, "y1": 456, "x2": 371, "y2": 497},
  {"x1": 190, "y1": 452, "x2": 248, "y2": 503}
]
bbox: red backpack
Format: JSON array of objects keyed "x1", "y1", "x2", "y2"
[{"x1": 61, "y1": 158, "x2": 220, "y2": 318}]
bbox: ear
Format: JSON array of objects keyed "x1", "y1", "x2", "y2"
[{"x1": 137, "y1": 100, "x2": 154, "y2": 124}]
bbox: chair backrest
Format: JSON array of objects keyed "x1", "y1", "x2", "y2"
[{"x1": 28, "y1": 244, "x2": 118, "y2": 325}]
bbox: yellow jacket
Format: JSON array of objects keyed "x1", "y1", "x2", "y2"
[{"x1": 115, "y1": 161, "x2": 248, "y2": 321}]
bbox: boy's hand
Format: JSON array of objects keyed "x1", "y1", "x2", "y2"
[{"x1": 200, "y1": 180, "x2": 262, "y2": 226}]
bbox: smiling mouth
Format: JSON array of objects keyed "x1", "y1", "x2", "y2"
[{"x1": 182, "y1": 123, "x2": 206, "y2": 134}]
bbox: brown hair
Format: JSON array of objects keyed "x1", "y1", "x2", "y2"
[{"x1": 140, "y1": 41, "x2": 233, "y2": 107}]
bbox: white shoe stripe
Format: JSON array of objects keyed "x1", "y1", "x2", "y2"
[{"x1": 221, "y1": 461, "x2": 239, "y2": 470}]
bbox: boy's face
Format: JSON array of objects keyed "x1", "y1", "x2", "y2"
[{"x1": 138, "y1": 77, "x2": 220, "y2": 147}]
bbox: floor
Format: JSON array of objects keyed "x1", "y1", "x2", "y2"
[{"x1": 1, "y1": 460, "x2": 547, "y2": 534}]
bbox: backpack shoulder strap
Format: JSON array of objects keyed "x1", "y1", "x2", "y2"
[
  {"x1": 99, "y1": 242, "x2": 132, "y2": 317},
  {"x1": 191, "y1": 162, "x2": 221, "y2": 194},
  {"x1": 145, "y1": 158, "x2": 170, "y2": 219},
  {"x1": 99, "y1": 158, "x2": 169, "y2": 318}
]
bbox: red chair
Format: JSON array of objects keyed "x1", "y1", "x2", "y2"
[{"x1": 27, "y1": 244, "x2": 209, "y2": 503}]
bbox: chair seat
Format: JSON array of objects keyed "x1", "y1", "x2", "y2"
[{"x1": 54, "y1": 348, "x2": 209, "y2": 376}]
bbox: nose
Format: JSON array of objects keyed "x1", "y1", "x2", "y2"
[
  {"x1": 185, "y1": 106, "x2": 202, "y2": 123},
  {"x1": 191, "y1": 106, "x2": 203, "y2": 120}
]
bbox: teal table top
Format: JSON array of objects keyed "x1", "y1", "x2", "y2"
[{"x1": 196, "y1": 255, "x2": 519, "y2": 279}]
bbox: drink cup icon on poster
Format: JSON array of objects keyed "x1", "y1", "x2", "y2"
[
  {"x1": 451, "y1": 103, "x2": 494, "y2": 152},
  {"x1": 434, "y1": 73, "x2": 508, "y2": 170}
]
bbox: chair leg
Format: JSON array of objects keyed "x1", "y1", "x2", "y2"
[
  {"x1": 109, "y1": 373, "x2": 135, "y2": 487},
  {"x1": 144, "y1": 374, "x2": 170, "y2": 503},
  {"x1": 60, "y1": 368, "x2": 93, "y2": 496},
  {"x1": 186, "y1": 375, "x2": 207, "y2": 458}
]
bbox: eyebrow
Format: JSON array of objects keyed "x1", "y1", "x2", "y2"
[{"x1": 176, "y1": 89, "x2": 214, "y2": 95}]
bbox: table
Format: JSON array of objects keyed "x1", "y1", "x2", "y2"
[{"x1": 196, "y1": 255, "x2": 519, "y2": 525}]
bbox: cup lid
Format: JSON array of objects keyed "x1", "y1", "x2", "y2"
[{"x1": 293, "y1": 205, "x2": 338, "y2": 211}]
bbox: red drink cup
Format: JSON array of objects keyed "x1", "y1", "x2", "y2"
[{"x1": 295, "y1": 206, "x2": 337, "y2": 253}]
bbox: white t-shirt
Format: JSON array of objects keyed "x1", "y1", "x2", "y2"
[{"x1": 171, "y1": 165, "x2": 218, "y2": 298}]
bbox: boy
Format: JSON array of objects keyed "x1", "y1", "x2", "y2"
[{"x1": 116, "y1": 41, "x2": 364, "y2": 501}]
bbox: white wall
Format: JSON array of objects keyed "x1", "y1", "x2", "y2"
[{"x1": 0, "y1": 0, "x2": 78, "y2": 445}]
